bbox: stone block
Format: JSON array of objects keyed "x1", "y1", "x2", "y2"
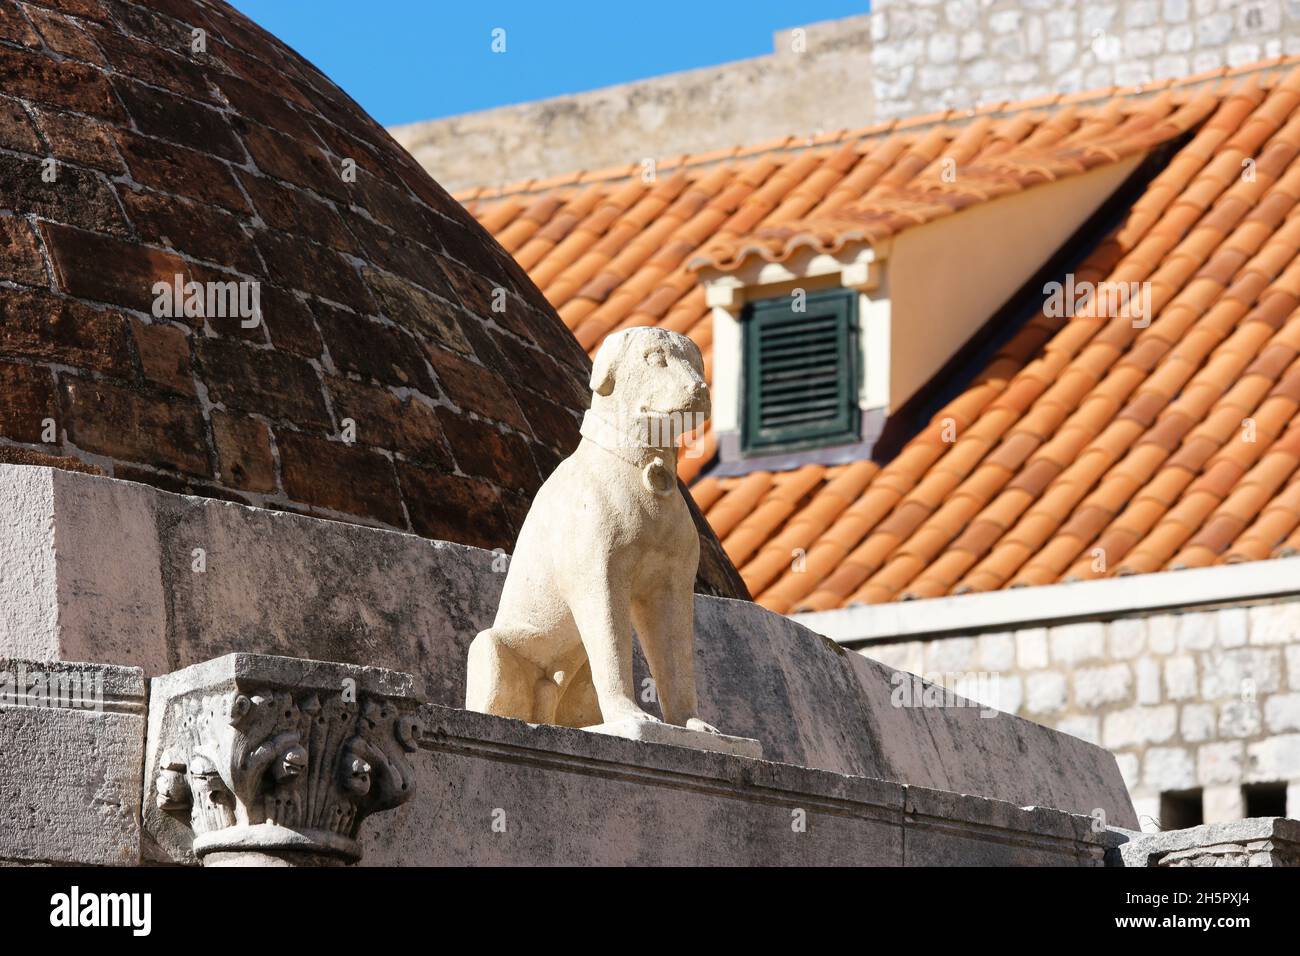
[
  {"x1": 1198, "y1": 740, "x2": 1245, "y2": 785},
  {"x1": 1104, "y1": 705, "x2": 1177, "y2": 749},
  {"x1": 1202, "y1": 784, "x2": 1243, "y2": 824},
  {"x1": 1248, "y1": 602, "x2": 1300, "y2": 645},
  {"x1": 1016, "y1": 628, "x2": 1049, "y2": 669},
  {"x1": 1045, "y1": 38, "x2": 1076, "y2": 67},
  {"x1": 1126, "y1": 0, "x2": 1160, "y2": 25},
  {"x1": 1201, "y1": 648, "x2": 1283, "y2": 700},
  {"x1": 1124, "y1": 26, "x2": 1165, "y2": 58},
  {"x1": 927, "y1": 32, "x2": 958, "y2": 63},
  {"x1": 989, "y1": 9, "x2": 1022, "y2": 33},
  {"x1": 0, "y1": 657, "x2": 144, "y2": 865},
  {"x1": 1246, "y1": 734, "x2": 1300, "y2": 782},
  {"x1": 958, "y1": 32, "x2": 984, "y2": 61},
  {"x1": 1181, "y1": 702, "x2": 1215, "y2": 743},
  {"x1": 1219, "y1": 700, "x2": 1262, "y2": 738},
  {"x1": 1164, "y1": 655, "x2": 1198, "y2": 700},
  {"x1": 902, "y1": 787, "x2": 1110, "y2": 866},
  {"x1": 943, "y1": 0, "x2": 978, "y2": 29},
  {"x1": 1192, "y1": 49, "x2": 1224, "y2": 72},
  {"x1": 860, "y1": 640, "x2": 923, "y2": 675},
  {"x1": 1147, "y1": 614, "x2": 1177, "y2": 654},
  {"x1": 1074, "y1": 662, "x2": 1133, "y2": 708},
  {"x1": 1056, "y1": 714, "x2": 1100, "y2": 746},
  {"x1": 1136, "y1": 658, "x2": 1161, "y2": 704},
  {"x1": 1216, "y1": 607, "x2": 1249, "y2": 647},
  {"x1": 1045, "y1": 10, "x2": 1077, "y2": 38},
  {"x1": 924, "y1": 635, "x2": 975, "y2": 672},
  {"x1": 976, "y1": 632, "x2": 1015, "y2": 671},
  {"x1": 1115, "y1": 752, "x2": 1140, "y2": 791},
  {"x1": 1176, "y1": 612, "x2": 1216, "y2": 651},
  {"x1": 1268, "y1": 693, "x2": 1300, "y2": 733},
  {"x1": 1143, "y1": 746, "x2": 1195, "y2": 792},
  {"x1": 1082, "y1": 3, "x2": 1119, "y2": 34},
  {"x1": 1107, "y1": 617, "x2": 1146, "y2": 659},
  {"x1": 1050, "y1": 622, "x2": 1106, "y2": 665},
  {"x1": 1027, "y1": 671, "x2": 1068, "y2": 713},
  {"x1": 1196, "y1": 11, "x2": 1234, "y2": 46},
  {"x1": 991, "y1": 674, "x2": 1023, "y2": 714}
]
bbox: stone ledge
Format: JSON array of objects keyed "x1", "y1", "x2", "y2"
[
  {"x1": 583, "y1": 718, "x2": 763, "y2": 759},
  {"x1": 360, "y1": 704, "x2": 1115, "y2": 866},
  {"x1": 1113, "y1": 818, "x2": 1300, "y2": 867}
]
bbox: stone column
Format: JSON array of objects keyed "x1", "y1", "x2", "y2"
[{"x1": 144, "y1": 653, "x2": 424, "y2": 867}]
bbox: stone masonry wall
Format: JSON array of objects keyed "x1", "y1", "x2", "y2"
[
  {"x1": 872, "y1": 0, "x2": 1300, "y2": 119},
  {"x1": 860, "y1": 597, "x2": 1300, "y2": 831}
]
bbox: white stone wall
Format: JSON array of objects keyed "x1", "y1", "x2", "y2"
[
  {"x1": 872, "y1": 0, "x2": 1299, "y2": 119},
  {"x1": 860, "y1": 599, "x2": 1300, "y2": 831}
]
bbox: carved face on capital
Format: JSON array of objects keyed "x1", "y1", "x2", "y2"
[{"x1": 588, "y1": 327, "x2": 710, "y2": 445}]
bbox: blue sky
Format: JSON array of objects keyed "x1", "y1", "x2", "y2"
[{"x1": 230, "y1": 1, "x2": 869, "y2": 127}]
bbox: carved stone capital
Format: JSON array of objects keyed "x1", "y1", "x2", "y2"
[{"x1": 144, "y1": 654, "x2": 424, "y2": 866}]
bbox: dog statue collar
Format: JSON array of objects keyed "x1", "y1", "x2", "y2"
[{"x1": 580, "y1": 410, "x2": 676, "y2": 498}]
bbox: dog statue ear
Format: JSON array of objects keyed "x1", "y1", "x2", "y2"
[{"x1": 589, "y1": 333, "x2": 624, "y2": 396}]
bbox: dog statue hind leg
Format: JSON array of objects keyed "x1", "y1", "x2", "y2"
[{"x1": 465, "y1": 627, "x2": 545, "y2": 722}]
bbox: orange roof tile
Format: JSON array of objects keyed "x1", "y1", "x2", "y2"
[{"x1": 464, "y1": 59, "x2": 1300, "y2": 612}]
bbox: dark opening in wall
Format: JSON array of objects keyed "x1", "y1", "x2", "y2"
[
  {"x1": 1160, "y1": 789, "x2": 1204, "y2": 830},
  {"x1": 1243, "y1": 782, "x2": 1288, "y2": 818}
]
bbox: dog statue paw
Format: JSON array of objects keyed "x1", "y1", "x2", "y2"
[
  {"x1": 685, "y1": 717, "x2": 722, "y2": 736},
  {"x1": 466, "y1": 327, "x2": 724, "y2": 737}
]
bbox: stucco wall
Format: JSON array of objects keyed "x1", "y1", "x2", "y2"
[{"x1": 392, "y1": 16, "x2": 874, "y2": 192}]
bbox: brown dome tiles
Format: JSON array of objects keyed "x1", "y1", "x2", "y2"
[{"x1": 0, "y1": 0, "x2": 604, "y2": 562}]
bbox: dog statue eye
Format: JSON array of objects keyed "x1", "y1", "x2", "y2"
[{"x1": 646, "y1": 350, "x2": 667, "y2": 368}]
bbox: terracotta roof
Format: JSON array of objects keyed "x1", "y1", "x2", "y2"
[
  {"x1": 687, "y1": 101, "x2": 1226, "y2": 273},
  {"x1": 463, "y1": 59, "x2": 1300, "y2": 612}
]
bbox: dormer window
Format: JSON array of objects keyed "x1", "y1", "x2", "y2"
[
  {"x1": 697, "y1": 146, "x2": 1145, "y2": 475},
  {"x1": 742, "y1": 288, "x2": 860, "y2": 454}
]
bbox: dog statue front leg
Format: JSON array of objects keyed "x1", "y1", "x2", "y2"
[
  {"x1": 570, "y1": 588, "x2": 658, "y2": 724},
  {"x1": 634, "y1": 584, "x2": 719, "y2": 733}
]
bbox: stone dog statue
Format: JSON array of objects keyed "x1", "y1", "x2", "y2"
[{"x1": 466, "y1": 326, "x2": 721, "y2": 737}]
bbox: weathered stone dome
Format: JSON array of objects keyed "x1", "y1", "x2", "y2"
[{"x1": 0, "y1": 0, "x2": 744, "y2": 596}]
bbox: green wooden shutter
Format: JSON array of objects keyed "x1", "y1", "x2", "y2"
[{"x1": 742, "y1": 288, "x2": 860, "y2": 454}]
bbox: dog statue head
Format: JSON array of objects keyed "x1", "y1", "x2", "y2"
[{"x1": 588, "y1": 327, "x2": 710, "y2": 448}]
